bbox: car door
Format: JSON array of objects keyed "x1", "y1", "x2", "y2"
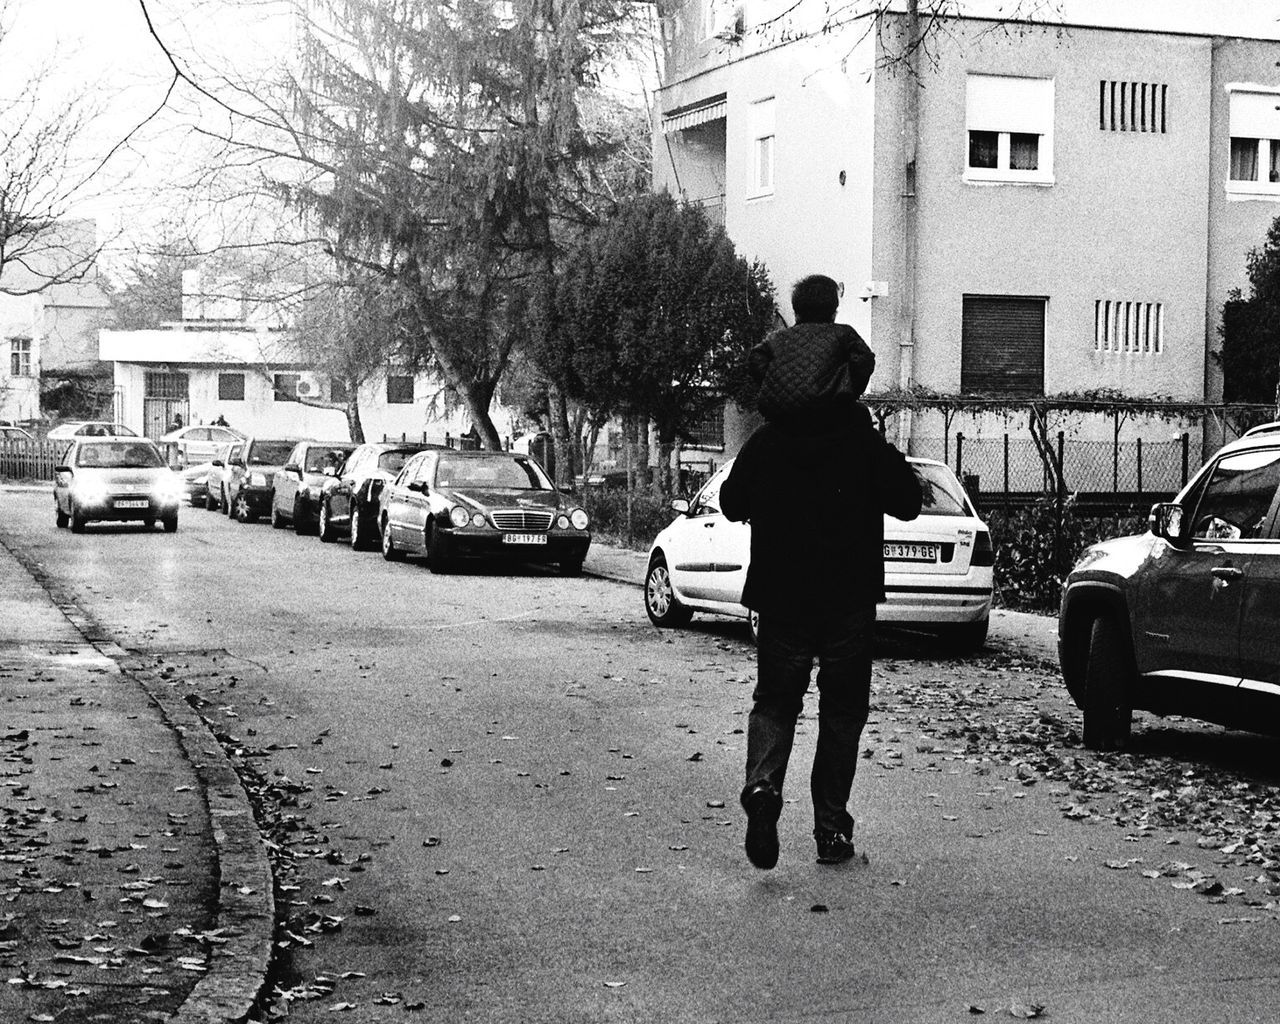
[
  {"x1": 331, "y1": 449, "x2": 365, "y2": 521},
  {"x1": 385, "y1": 453, "x2": 425, "y2": 545},
  {"x1": 1137, "y1": 447, "x2": 1280, "y2": 690},
  {"x1": 668, "y1": 464, "x2": 731, "y2": 603},
  {"x1": 397, "y1": 452, "x2": 437, "y2": 551},
  {"x1": 1230, "y1": 449, "x2": 1280, "y2": 704},
  {"x1": 275, "y1": 443, "x2": 306, "y2": 513}
]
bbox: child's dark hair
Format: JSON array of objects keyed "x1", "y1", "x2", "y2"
[{"x1": 791, "y1": 275, "x2": 840, "y2": 323}]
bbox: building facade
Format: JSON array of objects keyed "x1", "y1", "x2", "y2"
[{"x1": 654, "y1": 5, "x2": 1280, "y2": 469}]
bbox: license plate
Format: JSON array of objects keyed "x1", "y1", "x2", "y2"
[
  {"x1": 502, "y1": 533, "x2": 547, "y2": 545},
  {"x1": 884, "y1": 542, "x2": 938, "y2": 562},
  {"x1": 115, "y1": 500, "x2": 149, "y2": 509}
]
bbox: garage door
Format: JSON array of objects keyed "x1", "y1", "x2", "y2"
[{"x1": 960, "y1": 295, "x2": 1046, "y2": 395}]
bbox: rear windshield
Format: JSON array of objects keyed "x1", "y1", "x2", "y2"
[
  {"x1": 914, "y1": 464, "x2": 971, "y2": 517},
  {"x1": 378, "y1": 450, "x2": 413, "y2": 474},
  {"x1": 76, "y1": 442, "x2": 165, "y2": 469},
  {"x1": 305, "y1": 447, "x2": 353, "y2": 472},
  {"x1": 249, "y1": 441, "x2": 298, "y2": 466},
  {"x1": 434, "y1": 455, "x2": 551, "y2": 491}
]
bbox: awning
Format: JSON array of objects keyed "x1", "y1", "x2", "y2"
[{"x1": 661, "y1": 94, "x2": 727, "y2": 134}]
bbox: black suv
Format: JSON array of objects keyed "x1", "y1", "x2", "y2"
[{"x1": 1059, "y1": 423, "x2": 1280, "y2": 749}]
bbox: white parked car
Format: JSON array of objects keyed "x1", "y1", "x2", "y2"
[
  {"x1": 643, "y1": 457, "x2": 995, "y2": 650},
  {"x1": 159, "y1": 424, "x2": 245, "y2": 467}
]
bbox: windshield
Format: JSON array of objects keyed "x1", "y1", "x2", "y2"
[
  {"x1": 434, "y1": 454, "x2": 551, "y2": 490},
  {"x1": 306, "y1": 447, "x2": 353, "y2": 472},
  {"x1": 914, "y1": 464, "x2": 971, "y2": 517},
  {"x1": 249, "y1": 441, "x2": 298, "y2": 466},
  {"x1": 76, "y1": 442, "x2": 165, "y2": 469},
  {"x1": 378, "y1": 450, "x2": 413, "y2": 474}
]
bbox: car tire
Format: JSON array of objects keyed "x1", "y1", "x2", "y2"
[
  {"x1": 318, "y1": 500, "x2": 336, "y2": 542},
  {"x1": 426, "y1": 524, "x2": 452, "y2": 574},
  {"x1": 644, "y1": 553, "x2": 693, "y2": 627},
  {"x1": 941, "y1": 617, "x2": 989, "y2": 653},
  {"x1": 162, "y1": 514, "x2": 178, "y2": 533},
  {"x1": 350, "y1": 505, "x2": 368, "y2": 551},
  {"x1": 270, "y1": 496, "x2": 287, "y2": 529},
  {"x1": 70, "y1": 504, "x2": 86, "y2": 534},
  {"x1": 381, "y1": 518, "x2": 405, "y2": 562},
  {"x1": 55, "y1": 507, "x2": 69, "y2": 529},
  {"x1": 1082, "y1": 614, "x2": 1134, "y2": 751},
  {"x1": 233, "y1": 491, "x2": 256, "y2": 523}
]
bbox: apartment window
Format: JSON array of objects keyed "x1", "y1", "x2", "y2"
[
  {"x1": 1227, "y1": 89, "x2": 1280, "y2": 195},
  {"x1": 330, "y1": 377, "x2": 349, "y2": 404},
  {"x1": 965, "y1": 75, "x2": 1054, "y2": 184},
  {"x1": 8, "y1": 337, "x2": 31, "y2": 377},
  {"x1": 1099, "y1": 81, "x2": 1168, "y2": 133},
  {"x1": 960, "y1": 295, "x2": 1046, "y2": 395},
  {"x1": 386, "y1": 375, "x2": 414, "y2": 404},
  {"x1": 218, "y1": 372, "x2": 245, "y2": 401},
  {"x1": 1095, "y1": 300, "x2": 1163, "y2": 354},
  {"x1": 273, "y1": 373, "x2": 300, "y2": 401},
  {"x1": 749, "y1": 97, "x2": 776, "y2": 197}
]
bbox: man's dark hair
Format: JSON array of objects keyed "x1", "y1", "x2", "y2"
[{"x1": 791, "y1": 275, "x2": 840, "y2": 323}]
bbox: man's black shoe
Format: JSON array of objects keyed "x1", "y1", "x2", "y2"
[
  {"x1": 742, "y1": 785, "x2": 783, "y2": 870},
  {"x1": 814, "y1": 828, "x2": 856, "y2": 864}
]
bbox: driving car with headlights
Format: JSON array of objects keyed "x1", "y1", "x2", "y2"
[
  {"x1": 225, "y1": 436, "x2": 307, "y2": 523},
  {"x1": 643, "y1": 456, "x2": 994, "y2": 649},
  {"x1": 53, "y1": 437, "x2": 183, "y2": 533},
  {"x1": 1059, "y1": 423, "x2": 1280, "y2": 751},
  {"x1": 378, "y1": 449, "x2": 591, "y2": 574}
]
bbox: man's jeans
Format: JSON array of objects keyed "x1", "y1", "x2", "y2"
[{"x1": 742, "y1": 606, "x2": 875, "y2": 836}]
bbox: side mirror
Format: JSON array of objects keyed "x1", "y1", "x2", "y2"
[
  {"x1": 229, "y1": 456, "x2": 245, "y2": 468},
  {"x1": 1149, "y1": 502, "x2": 1187, "y2": 545},
  {"x1": 284, "y1": 463, "x2": 302, "y2": 476},
  {"x1": 211, "y1": 460, "x2": 224, "y2": 468},
  {"x1": 670, "y1": 498, "x2": 691, "y2": 515},
  {"x1": 55, "y1": 465, "x2": 72, "y2": 477},
  {"x1": 407, "y1": 480, "x2": 427, "y2": 494}
]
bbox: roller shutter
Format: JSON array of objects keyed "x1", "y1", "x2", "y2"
[{"x1": 960, "y1": 295, "x2": 1045, "y2": 395}]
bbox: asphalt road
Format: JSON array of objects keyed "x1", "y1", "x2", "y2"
[{"x1": 6, "y1": 491, "x2": 1280, "y2": 1023}]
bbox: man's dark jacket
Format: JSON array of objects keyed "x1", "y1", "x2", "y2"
[{"x1": 719, "y1": 410, "x2": 922, "y2": 618}]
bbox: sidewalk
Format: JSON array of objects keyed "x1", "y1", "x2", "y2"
[
  {"x1": 582, "y1": 540, "x2": 1061, "y2": 666},
  {"x1": 0, "y1": 537, "x2": 272, "y2": 1024}
]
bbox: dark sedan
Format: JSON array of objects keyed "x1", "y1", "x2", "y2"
[
  {"x1": 317, "y1": 442, "x2": 439, "y2": 549},
  {"x1": 377, "y1": 449, "x2": 590, "y2": 574}
]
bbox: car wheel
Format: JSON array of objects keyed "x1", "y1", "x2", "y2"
[
  {"x1": 1082, "y1": 614, "x2": 1134, "y2": 751},
  {"x1": 70, "y1": 504, "x2": 86, "y2": 534},
  {"x1": 318, "y1": 500, "x2": 336, "y2": 542},
  {"x1": 55, "y1": 507, "x2": 68, "y2": 529},
  {"x1": 426, "y1": 523, "x2": 452, "y2": 574},
  {"x1": 270, "y1": 495, "x2": 287, "y2": 529},
  {"x1": 350, "y1": 505, "x2": 367, "y2": 550},
  {"x1": 381, "y1": 518, "x2": 405, "y2": 562},
  {"x1": 644, "y1": 553, "x2": 693, "y2": 627},
  {"x1": 233, "y1": 491, "x2": 256, "y2": 523},
  {"x1": 162, "y1": 514, "x2": 178, "y2": 533},
  {"x1": 941, "y1": 616, "x2": 989, "y2": 653}
]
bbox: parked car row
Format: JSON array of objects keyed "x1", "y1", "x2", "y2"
[{"x1": 184, "y1": 438, "x2": 594, "y2": 575}]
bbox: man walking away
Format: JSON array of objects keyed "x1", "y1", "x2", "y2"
[{"x1": 720, "y1": 397, "x2": 921, "y2": 869}]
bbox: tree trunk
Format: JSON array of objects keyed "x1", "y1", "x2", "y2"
[
  {"x1": 547, "y1": 380, "x2": 572, "y2": 486},
  {"x1": 633, "y1": 416, "x2": 652, "y2": 490},
  {"x1": 458, "y1": 381, "x2": 503, "y2": 449},
  {"x1": 655, "y1": 419, "x2": 677, "y2": 496},
  {"x1": 345, "y1": 395, "x2": 366, "y2": 444}
]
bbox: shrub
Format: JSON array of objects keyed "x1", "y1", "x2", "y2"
[
  {"x1": 581, "y1": 487, "x2": 680, "y2": 550},
  {"x1": 985, "y1": 499, "x2": 1148, "y2": 613}
]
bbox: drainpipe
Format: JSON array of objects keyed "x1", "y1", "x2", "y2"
[{"x1": 896, "y1": 0, "x2": 921, "y2": 452}]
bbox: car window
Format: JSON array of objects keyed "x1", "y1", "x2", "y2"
[
  {"x1": 1188, "y1": 449, "x2": 1280, "y2": 541},
  {"x1": 210, "y1": 428, "x2": 236, "y2": 441},
  {"x1": 396, "y1": 454, "x2": 425, "y2": 486},
  {"x1": 434, "y1": 454, "x2": 551, "y2": 490},
  {"x1": 188, "y1": 428, "x2": 210, "y2": 441},
  {"x1": 691, "y1": 464, "x2": 731, "y2": 516},
  {"x1": 378, "y1": 450, "x2": 410, "y2": 474},
  {"x1": 77, "y1": 442, "x2": 164, "y2": 469},
  {"x1": 228, "y1": 443, "x2": 243, "y2": 462},
  {"x1": 914, "y1": 464, "x2": 970, "y2": 517},
  {"x1": 251, "y1": 441, "x2": 298, "y2": 466},
  {"x1": 306, "y1": 447, "x2": 351, "y2": 472}
]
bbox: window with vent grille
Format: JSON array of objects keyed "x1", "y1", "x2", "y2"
[
  {"x1": 1099, "y1": 81, "x2": 1167, "y2": 133},
  {"x1": 1095, "y1": 300, "x2": 1163, "y2": 354}
]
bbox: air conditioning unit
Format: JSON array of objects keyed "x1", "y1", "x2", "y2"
[
  {"x1": 710, "y1": 3, "x2": 744, "y2": 41},
  {"x1": 295, "y1": 373, "x2": 322, "y2": 398}
]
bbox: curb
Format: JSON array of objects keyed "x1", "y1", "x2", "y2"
[{"x1": 0, "y1": 536, "x2": 275, "y2": 1023}]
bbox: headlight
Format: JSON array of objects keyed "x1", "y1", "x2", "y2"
[
  {"x1": 556, "y1": 514, "x2": 570, "y2": 530},
  {"x1": 249, "y1": 472, "x2": 267, "y2": 487},
  {"x1": 469, "y1": 511, "x2": 486, "y2": 528},
  {"x1": 570, "y1": 508, "x2": 589, "y2": 531},
  {"x1": 74, "y1": 480, "x2": 108, "y2": 504},
  {"x1": 449, "y1": 506, "x2": 470, "y2": 528}
]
